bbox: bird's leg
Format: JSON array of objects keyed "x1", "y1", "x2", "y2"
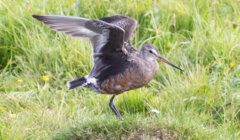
[{"x1": 109, "y1": 95, "x2": 124, "y2": 120}]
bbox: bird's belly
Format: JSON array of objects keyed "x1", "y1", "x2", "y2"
[{"x1": 99, "y1": 66, "x2": 154, "y2": 94}]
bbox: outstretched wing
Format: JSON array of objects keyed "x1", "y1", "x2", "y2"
[
  {"x1": 100, "y1": 15, "x2": 137, "y2": 41},
  {"x1": 32, "y1": 15, "x2": 125, "y2": 54},
  {"x1": 33, "y1": 15, "x2": 130, "y2": 81}
]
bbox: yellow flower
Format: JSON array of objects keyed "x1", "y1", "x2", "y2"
[
  {"x1": 230, "y1": 62, "x2": 236, "y2": 68},
  {"x1": 41, "y1": 75, "x2": 50, "y2": 82},
  {"x1": 16, "y1": 78, "x2": 23, "y2": 83}
]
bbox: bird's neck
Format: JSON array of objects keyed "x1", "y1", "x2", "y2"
[
  {"x1": 139, "y1": 50, "x2": 146, "y2": 57},
  {"x1": 139, "y1": 51, "x2": 159, "y2": 70}
]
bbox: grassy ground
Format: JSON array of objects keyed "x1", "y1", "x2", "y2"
[{"x1": 1, "y1": 0, "x2": 240, "y2": 139}]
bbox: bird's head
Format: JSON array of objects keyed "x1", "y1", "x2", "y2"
[{"x1": 141, "y1": 44, "x2": 183, "y2": 71}]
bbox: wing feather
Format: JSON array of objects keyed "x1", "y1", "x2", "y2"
[
  {"x1": 100, "y1": 15, "x2": 137, "y2": 41},
  {"x1": 32, "y1": 15, "x2": 125, "y2": 53}
]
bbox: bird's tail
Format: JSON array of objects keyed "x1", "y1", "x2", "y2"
[{"x1": 67, "y1": 77, "x2": 88, "y2": 89}]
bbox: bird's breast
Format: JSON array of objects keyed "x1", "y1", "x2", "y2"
[{"x1": 99, "y1": 59, "x2": 158, "y2": 94}]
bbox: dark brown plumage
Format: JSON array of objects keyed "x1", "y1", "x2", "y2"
[{"x1": 32, "y1": 14, "x2": 183, "y2": 120}]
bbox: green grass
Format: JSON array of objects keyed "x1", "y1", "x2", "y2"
[{"x1": 1, "y1": 0, "x2": 240, "y2": 139}]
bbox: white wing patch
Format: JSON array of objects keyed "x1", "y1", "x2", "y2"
[{"x1": 78, "y1": 27, "x2": 98, "y2": 36}]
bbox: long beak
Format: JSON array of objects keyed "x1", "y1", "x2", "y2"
[{"x1": 158, "y1": 56, "x2": 184, "y2": 72}]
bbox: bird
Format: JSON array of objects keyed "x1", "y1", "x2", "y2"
[{"x1": 32, "y1": 14, "x2": 183, "y2": 120}]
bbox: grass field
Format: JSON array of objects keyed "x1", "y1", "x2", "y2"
[{"x1": 1, "y1": 0, "x2": 240, "y2": 139}]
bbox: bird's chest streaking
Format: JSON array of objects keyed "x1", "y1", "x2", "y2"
[{"x1": 98, "y1": 58, "x2": 159, "y2": 94}]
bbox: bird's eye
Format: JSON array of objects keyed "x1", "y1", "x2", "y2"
[{"x1": 149, "y1": 50, "x2": 153, "y2": 53}]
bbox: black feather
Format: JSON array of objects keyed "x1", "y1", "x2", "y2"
[{"x1": 67, "y1": 77, "x2": 87, "y2": 89}]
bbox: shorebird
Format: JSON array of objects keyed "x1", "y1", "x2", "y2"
[{"x1": 33, "y1": 15, "x2": 183, "y2": 120}]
